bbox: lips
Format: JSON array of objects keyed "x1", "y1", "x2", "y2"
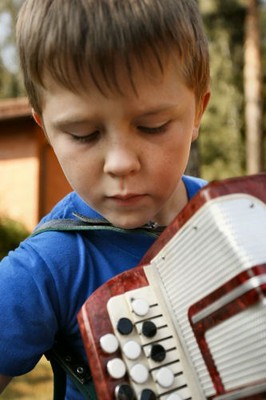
[
  {"x1": 111, "y1": 194, "x2": 142, "y2": 200},
  {"x1": 107, "y1": 193, "x2": 147, "y2": 206}
]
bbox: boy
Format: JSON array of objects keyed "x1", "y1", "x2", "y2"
[{"x1": 0, "y1": 0, "x2": 210, "y2": 398}]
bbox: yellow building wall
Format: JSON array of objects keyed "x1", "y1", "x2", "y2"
[
  {"x1": 0, "y1": 119, "x2": 39, "y2": 231},
  {"x1": 0, "y1": 116, "x2": 71, "y2": 232},
  {"x1": 0, "y1": 157, "x2": 39, "y2": 231}
]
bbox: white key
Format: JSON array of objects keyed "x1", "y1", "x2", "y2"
[
  {"x1": 156, "y1": 367, "x2": 174, "y2": 388},
  {"x1": 123, "y1": 340, "x2": 142, "y2": 360},
  {"x1": 132, "y1": 298, "x2": 150, "y2": 316},
  {"x1": 99, "y1": 333, "x2": 119, "y2": 354},
  {"x1": 107, "y1": 358, "x2": 126, "y2": 379},
  {"x1": 130, "y1": 363, "x2": 149, "y2": 384},
  {"x1": 166, "y1": 394, "x2": 183, "y2": 400}
]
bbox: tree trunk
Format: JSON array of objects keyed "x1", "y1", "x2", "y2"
[
  {"x1": 244, "y1": 0, "x2": 264, "y2": 174},
  {"x1": 184, "y1": 0, "x2": 200, "y2": 178},
  {"x1": 185, "y1": 141, "x2": 200, "y2": 177}
]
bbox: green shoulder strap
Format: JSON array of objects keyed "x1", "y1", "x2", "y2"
[{"x1": 32, "y1": 212, "x2": 164, "y2": 238}]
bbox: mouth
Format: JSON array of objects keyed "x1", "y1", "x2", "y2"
[{"x1": 107, "y1": 193, "x2": 147, "y2": 206}]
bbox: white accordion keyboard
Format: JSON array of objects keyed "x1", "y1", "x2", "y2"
[{"x1": 105, "y1": 285, "x2": 194, "y2": 400}]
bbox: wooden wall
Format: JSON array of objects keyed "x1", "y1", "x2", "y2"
[{"x1": 0, "y1": 111, "x2": 71, "y2": 231}]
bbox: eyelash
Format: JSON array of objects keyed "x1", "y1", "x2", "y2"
[
  {"x1": 70, "y1": 131, "x2": 100, "y2": 143},
  {"x1": 138, "y1": 122, "x2": 169, "y2": 134},
  {"x1": 69, "y1": 122, "x2": 169, "y2": 143}
]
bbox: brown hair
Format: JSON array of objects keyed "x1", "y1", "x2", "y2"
[{"x1": 16, "y1": 0, "x2": 210, "y2": 115}]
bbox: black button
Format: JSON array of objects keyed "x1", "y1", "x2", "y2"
[
  {"x1": 117, "y1": 317, "x2": 134, "y2": 335},
  {"x1": 142, "y1": 321, "x2": 157, "y2": 338},
  {"x1": 115, "y1": 383, "x2": 136, "y2": 400},
  {"x1": 140, "y1": 388, "x2": 157, "y2": 400},
  {"x1": 150, "y1": 344, "x2": 166, "y2": 362}
]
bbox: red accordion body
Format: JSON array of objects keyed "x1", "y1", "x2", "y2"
[{"x1": 78, "y1": 174, "x2": 266, "y2": 400}]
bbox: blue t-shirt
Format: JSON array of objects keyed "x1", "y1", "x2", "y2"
[{"x1": 0, "y1": 175, "x2": 206, "y2": 399}]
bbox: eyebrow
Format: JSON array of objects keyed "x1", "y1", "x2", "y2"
[
  {"x1": 51, "y1": 117, "x2": 95, "y2": 130},
  {"x1": 135, "y1": 104, "x2": 179, "y2": 118},
  {"x1": 51, "y1": 103, "x2": 179, "y2": 129}
]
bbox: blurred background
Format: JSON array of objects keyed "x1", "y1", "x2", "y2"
[{"x1": 0, "y1": 0, "x2": 265, "y2": 398}]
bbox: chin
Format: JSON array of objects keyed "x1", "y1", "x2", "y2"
[
  {"x1": 113, "y1": 221, "x2": 143, "y2": 230},
  {"x1": 109, "y1": 216, "x2": 148, "y2": 230}
]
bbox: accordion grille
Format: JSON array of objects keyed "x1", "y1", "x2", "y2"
[
  {"x1": 206, "y1": 302, "x2": 266, "y2": 390},
  {"x1": 151, "y1": 194, "x2": 266, "y2": 396}
]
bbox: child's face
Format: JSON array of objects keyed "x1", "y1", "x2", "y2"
[{"x1": 37, "y1": 58, "x2": 209, "y2": 228}]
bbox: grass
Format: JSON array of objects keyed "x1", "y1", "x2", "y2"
[
  {"x1": 1, "y1": 357, "x2": 53, "y2": 399},
  {"x1": 0, "y1": 222, "x2": 53, "y2": 398},
  {"x1": 0, "y1": 222, "x2": 53, "y2": 399}
]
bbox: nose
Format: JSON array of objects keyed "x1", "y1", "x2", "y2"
[{"x1": 103, "y1": 141, "x2": 141, "y2": 177}]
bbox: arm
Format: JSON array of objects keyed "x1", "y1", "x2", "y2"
[
  {"x1": 0, "y1": 375, "x2": 12, "y2": 394},
  {"x1": 0, "y1": 241, "x2": 59, "y2": 382}
]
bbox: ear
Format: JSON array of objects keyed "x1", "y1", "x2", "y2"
[
  {"x1": 192, "y1": 90, "x2": 211, "y2": 141},
  {"x1": 32, "y1": 108, "x2": 52, "y2": 145},
  {"x1": 32, "y1": 109, "x2": 43, "y2": 128}
]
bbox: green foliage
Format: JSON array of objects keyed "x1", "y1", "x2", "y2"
[
  {"x1": 199, "y1": 0, "x2": 266, "y2": 180},
  {"x1": 0, "y1": 217, "x2": 29, "y2": 260},
  {"x1": 199, "y1": 0, "x2": 246, "y2": 181},
  {"x1": 0, "y1": 0, "x2": 25, "y2": 98},
  {"x1": 0, "y1": 62, "x2": 25, "y2": 98}
]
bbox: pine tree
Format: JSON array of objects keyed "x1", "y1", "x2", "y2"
[
  {"x1": 0, "y1": 0, "x2": 25, "y2": 98},
  {"x1": 244, "y1": 0, "x2": 264, "y2": 173}
]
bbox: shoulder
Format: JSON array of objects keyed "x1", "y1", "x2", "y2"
[
  {"x1": 37, "y1": 191, "x2": 99, "y2": 224},
  {"x1": 182, "y1": 175, "x2": 208, "y2": 200},
  {"x1": 30, "y1": 192, "x2": 104, "y2": 258},
  {"x1": 1, "y1": 192, "x2": 93, "y2": 296}
]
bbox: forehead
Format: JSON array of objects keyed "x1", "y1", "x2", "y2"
[
  {"x1": 40, "y1": 55, "x2": 196, "y2": 125},
  {"x1": 42, "y1": 52, "x2": 185, "y2": 102}
]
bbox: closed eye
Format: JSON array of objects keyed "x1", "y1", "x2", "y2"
[
  {"x1": 69, "y1": 131, "x2": 100, "y2": 143},
  {"x1": 138, "y1": 122, "x2": 169, "y2": 134}
]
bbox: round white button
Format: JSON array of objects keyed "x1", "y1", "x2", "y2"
[
  {"x1": 130, "y1": 363, "x2": 149, "y2": 384},
  {"x1": 166, "y1": 394, "x2": 183, "y2": 400},
  {"x1": 100, "y1": 333, "x2": 119, "y2": 354},
  {"x1": 156, "y1": 367, "x2": 174, "y2": 388},
  {"x1": 132, "y1": 298, "x2": 150, "y2": 316},
  {"x1": 123, "y1": 340, "x2": 141, "y2": 360},
  {"x1": 107, "y1": 358, "x2": 126, "y2": 379}
]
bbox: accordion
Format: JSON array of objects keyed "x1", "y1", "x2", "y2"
[{"x1": 78, "y1": 174, "x2": 266, "y2": 400}]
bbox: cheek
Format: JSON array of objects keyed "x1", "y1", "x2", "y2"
[
  {"x1": 157, "y1": 136, "x2": 192, "y2": 170},
  {"x1": 52, "y1": 148, "x2": 86, "y2": 190},
  {"x1": 151, "y1": 139, "x2": 192, "y2": 190},
  {"x1": 61, "y1": 154, "x2": 103, "y2": 198}
]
